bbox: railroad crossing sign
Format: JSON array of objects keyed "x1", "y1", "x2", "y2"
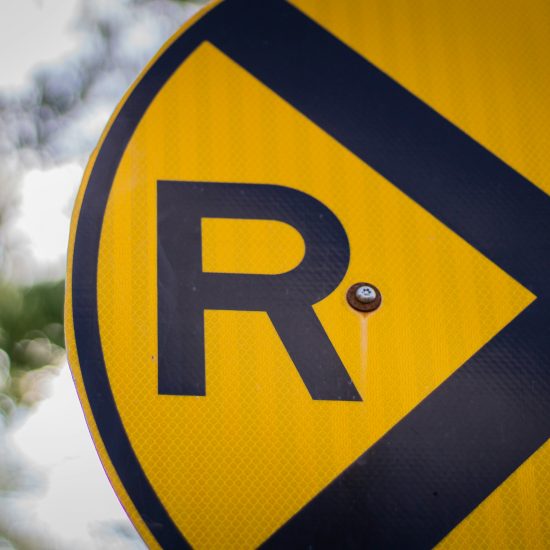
[{"x1": 66, "y1": 0, "x2": 550, "y2": 548}]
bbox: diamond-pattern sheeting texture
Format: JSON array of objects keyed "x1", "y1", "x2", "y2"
[
  {"x1": 97, "y1": 43, "x2": 533, "y2": 549},
  {"x1": 440, "y1": 440, "x2": 550, "y2": 549}
]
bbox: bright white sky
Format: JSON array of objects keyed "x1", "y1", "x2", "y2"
[
  {"x1": 12, "y1": 364, "x2": 144, "y2": 549},
  {"x1": 0, "y1": 0, "x2": 80, "y2": 90},
  {"x1": 0, "y1": 2, "x2": 142, "y2": 546},
  {"x1": 1, "y1": 0, "x2": 84, "y2": 282},
  {"x1": 14, "y1": 163, "x2": 82, "y2": 282}
]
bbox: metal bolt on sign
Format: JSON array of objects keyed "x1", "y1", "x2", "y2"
[
  {"x1": 347, "y1": 282, "x2": 382, "y2": 313},
  {"x1": 356, "y1": 284, "x2": 377, "y2": 303}
]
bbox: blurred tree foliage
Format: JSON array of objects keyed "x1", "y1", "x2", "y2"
[{"x1": 0, "y1": 281, "x2": 65, "y2": 416}]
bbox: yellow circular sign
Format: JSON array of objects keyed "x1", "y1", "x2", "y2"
[{"x1": 66, "y1": 1, "x2": 550, "y2": 548}]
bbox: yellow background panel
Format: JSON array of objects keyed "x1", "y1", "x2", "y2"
[
  {"x1": 290, "y1": 1, "x2": 550, "y2": 547},
  {"x1": 291, "y1": 0, "x2": 550, "y2": 198},
  {"x1": 202, "y1": 218, "x2": 305, "y2": 274},
  {"x1": 96, "y1": 42, "x2": 532, "y2": 549}
]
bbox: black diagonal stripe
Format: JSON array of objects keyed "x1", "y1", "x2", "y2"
[
  {"x1": 260, "y1": 302, "x2": 550, "y2": 549},
  {"x1": 201, "y1": 0, "x2": 550, "y2": 547}
]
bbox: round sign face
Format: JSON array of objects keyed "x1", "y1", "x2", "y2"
[{"x1": 66, "y1": 1, "x2": 550, "y2": 548}]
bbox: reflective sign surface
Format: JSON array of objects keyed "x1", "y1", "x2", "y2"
[{"x1": 66, "y1": 1, "x2": 550, "y2": 548}]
